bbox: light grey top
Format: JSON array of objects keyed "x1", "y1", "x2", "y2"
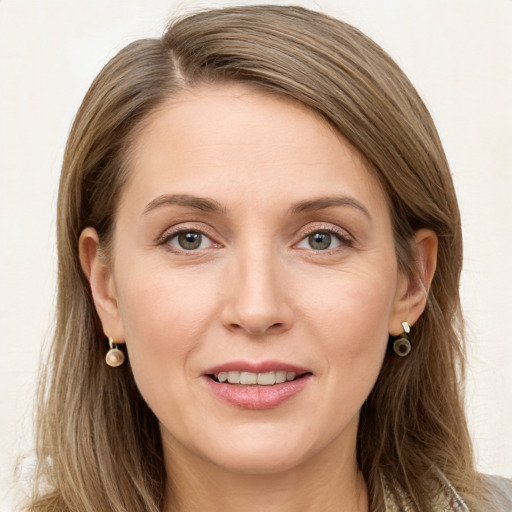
[{"x1": 382, "y1": 474, "x2": 512, "y2": 511}]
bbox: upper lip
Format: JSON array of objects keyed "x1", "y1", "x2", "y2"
[{"x1": 203, "y1": 360, "x2": 311, "y2": 376}]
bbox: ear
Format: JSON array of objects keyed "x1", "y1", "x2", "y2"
[
  {"x1": 79, "y1": 227, "x2": 125, "y2": 342},
  {"x1": 389, "y1": 228, "x2": 438, "y2": 335}
]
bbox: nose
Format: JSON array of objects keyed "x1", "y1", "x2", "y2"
[{"x1": 220, "y1": 247, "x2": 294, "y2": 337}]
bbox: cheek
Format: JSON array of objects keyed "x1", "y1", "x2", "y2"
[
  {"x1": 301, "y1": 265, "x2": 397, "y2": 391},
  {"x1": 303, "y1": 266, "x2": 397, "y2": 344},
  {"x1": 117, "y1": 259, "x2": 218, "y2": 335},
  {"x1": 114, "y1": 263, "x2": 220, "y2": 396}
]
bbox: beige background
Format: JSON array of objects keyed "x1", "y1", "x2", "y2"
[{"x1": 1, "y1": 0, "x2": 511, "y2": 509}]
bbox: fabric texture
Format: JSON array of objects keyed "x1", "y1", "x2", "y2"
[
  {"x1": 486, "y1": 475, "x2": 512, "y2": 511},
  {"x1": 382, "y1": 473, "x2": 512, "y2": 511}
]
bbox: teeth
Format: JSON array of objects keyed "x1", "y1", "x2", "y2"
[
  {"x1": 240, "y1": 372, "x2": 257, "y2": 385},
  {"x1": 227, "y1": 371, "x2": 240, "y2": 384},
  {"x1": 275, "y1": 370, "x2": 287, "y2": 383},
  {"x1": 257, "y1": 372, "x2": 275, "y2": 385},
  {"x1": 214, "y1": 370, "x2": 299, "y2": 385}
]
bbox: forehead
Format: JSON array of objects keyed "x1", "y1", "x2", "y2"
[{"x1": 122, "y1": 83, "x2": 387, "y2": 214}]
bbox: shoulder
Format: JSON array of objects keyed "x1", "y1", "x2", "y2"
[
  {"x1": 438, "y1": 473, "x2": 512, "y2": 512},
  {"x1": 382, "y1": 472, "x2": 512, "y2": 511},
  {"x1": 484, "y1": 474, "x2": 512, "y2": 511},
  {"x1": 440, "y1": 473, "x2": 512, "y2": 512}
]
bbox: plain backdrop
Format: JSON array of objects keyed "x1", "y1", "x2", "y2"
[{"x1": 1, "y1": 0, "x2": 511, "y2": 509}]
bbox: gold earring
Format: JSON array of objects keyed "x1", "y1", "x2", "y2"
[
  {"x1": 393, "y1": 321, "x2": 411, "y2": 357},
  {"x1": 105, "y1": 337, "x2": 125, "y2": 367}
]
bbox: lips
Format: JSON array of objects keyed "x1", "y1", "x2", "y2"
[
  {"x1": 202, "y1": 361, "x2": 312, "y2": 409},
  {"x1": 212, "y1": 370, "x2": 299, "y2": 385}
]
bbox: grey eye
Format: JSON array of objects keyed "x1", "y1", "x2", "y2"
[
  {"x1": 308, "y1": 232, "x2": 333, "y2": 250},
  {"x1": 296, "y1": 230, "x2": 345, "y2": 251},
  {"x1": 178, "y1": 232, "x2": 202, "y2": 250},
  {"x1": 167, "y1": 231, "x2": 213, "y2": 251}
]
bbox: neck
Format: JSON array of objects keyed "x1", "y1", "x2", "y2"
[{"x1": 162, "y1": 436, "x2": 368, "y2": 512}]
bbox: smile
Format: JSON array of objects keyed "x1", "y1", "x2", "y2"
[
  {"x1": 211, "y1": 370, "x2": 301, "y2": 385},
  {"x1": 203, "y1": 362, "x2": 312, "y2": 409}
]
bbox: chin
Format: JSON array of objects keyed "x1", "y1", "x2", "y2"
[
  {"x1": 208, "y1": 445, "x2": 309, "y2": 475},
  {"x1": 192, "y1": 424, "x2": 328, "y2": 476}
]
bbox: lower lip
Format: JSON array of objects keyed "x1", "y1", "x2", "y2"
[{"x1": 203, "y1": 375, "x2": 311, "y2": 410}]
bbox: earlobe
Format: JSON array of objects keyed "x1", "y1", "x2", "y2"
[
  {"x1": 389, "y1": 229, "x2": 438, "y2": 335},
  {"x1": 78, "y1": 227, "x2": 125, "y2": 342}
]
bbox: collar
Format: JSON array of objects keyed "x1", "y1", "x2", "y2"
[{"x1": 381, "y1": 471, "x2": 469, "y2": 512}]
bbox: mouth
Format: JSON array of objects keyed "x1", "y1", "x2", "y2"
[
  {"x1": 202, "y1": 362, "x2": 312, "y2": 409},
  {"x1": 207, "y1": 370, "x2": 310, "y2": 386}
]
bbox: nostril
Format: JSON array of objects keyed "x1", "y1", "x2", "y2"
[
  {"x1": 244, "y1": 322, "x2": 284, "y2": 336},
  {"x1": 221, "y1": 299, "x2": 294, "y2": 336}
]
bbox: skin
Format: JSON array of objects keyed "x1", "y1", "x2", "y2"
[{"x1": 80, "y1": 84, "x2": 437, "y2": 512}]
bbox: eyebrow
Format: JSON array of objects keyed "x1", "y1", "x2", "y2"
[
  {"x1": 289, "y1": 196, "x2": 371, "y2": 220},
  {"x1": 142, "y1": 193, "x2": 371, "y2": 220},
  {"x1": 142, "y1": 194, "x2": 227, "y2": 216}
]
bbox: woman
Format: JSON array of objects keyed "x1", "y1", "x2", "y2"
[{"x1": 27, "y1": 5, "x2": 511, "y2": 512}]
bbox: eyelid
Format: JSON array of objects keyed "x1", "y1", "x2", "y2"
[
  {"x1": 156, "y1": 221, "x2": 353, "y2": 253},
  {"x1": 294, "y1": 223, "x2": 354, "y2": 249},
  {"x1": 158, "y1": 223, "x2": 221, "y2": 252}
]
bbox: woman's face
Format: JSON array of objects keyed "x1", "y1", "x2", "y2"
[{"x1": 100, "y1": 84, "x2": 411, "y2": 474}]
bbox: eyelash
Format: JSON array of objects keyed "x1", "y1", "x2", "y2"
[
  {"x1": 158, "y1": 224, "x2": 353, "y2": 254},
  {"x1": 296, "y1": 225, "x2": 353, "y2": 252},
  {"x1": 158, "y1": 225, "x2": 219, "y2": 253}
]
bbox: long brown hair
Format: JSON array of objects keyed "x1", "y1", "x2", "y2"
[{"x1": 29, "y1": 5, "x2": 485, "y2": 511}]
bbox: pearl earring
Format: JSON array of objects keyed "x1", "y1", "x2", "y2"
[
  {"x1": 393, "y1": 321, "x2": 411, "y2": 357},
  {"x1": 105, "y1": 337, "x2": 125, "y2": 367}
]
